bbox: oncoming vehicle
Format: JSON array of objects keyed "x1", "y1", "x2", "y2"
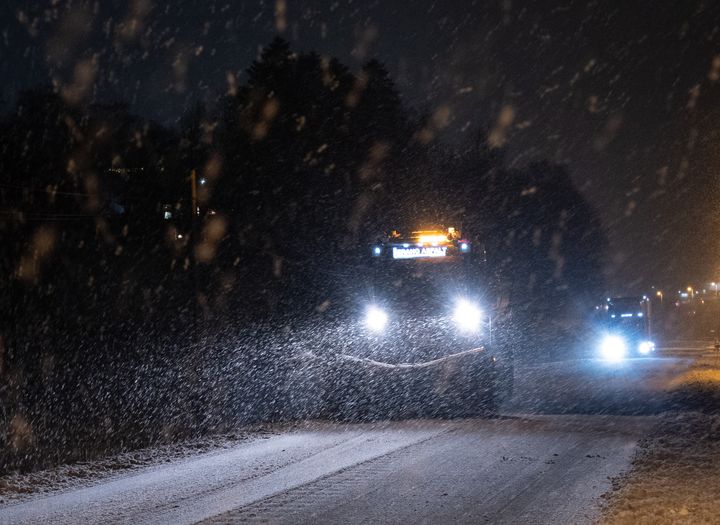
[
  {"x1": 325, "y1": 227, "x2": 514, "y2": 417},
  {"x1": 598, "y1": 296, "x2": 655, "y2": 361}
]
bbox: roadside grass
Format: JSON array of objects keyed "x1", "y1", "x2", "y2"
[{"x1": 601, "y1": 357, "x2": 720, "y2": 525}]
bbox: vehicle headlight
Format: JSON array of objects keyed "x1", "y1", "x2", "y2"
[
  {"x1": 638, "y1": 341, "x2": 655, "y2": 355},
  {"x1": 600, "y1": 335, "x2": 627, "y2": 361},
  {"x1": 453, "y1": 299, "x2": 483, "y2": 333},
  {"x1": 364, "y1": 305, "x2": 388, "y2": 333}
]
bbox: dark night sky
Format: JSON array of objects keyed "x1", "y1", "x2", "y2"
[{"x1": 2, "y1": 0, "x2": 720, "y2": 293}]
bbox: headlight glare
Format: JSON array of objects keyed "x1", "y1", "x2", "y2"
[
  {"x1": 453, "y1": 299, "x2": 483, "y2": 333},
  {"x1": 364, "y1": 306, "x2": 388, "y2": 333},
  {"x1": 638, "y1": 341, "x2": 655, "y2": 355},
  {"x1": 600, "y1": 335, "x2": 627, "y2": 361}
]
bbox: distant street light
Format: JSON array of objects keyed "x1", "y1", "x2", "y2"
[{"x1": 656, "y1": 290, "x2": 663, "y2": 304}]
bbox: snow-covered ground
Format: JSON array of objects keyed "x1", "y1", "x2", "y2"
[
  {"x1": 601, "y1": 355, "x2": 720, "y2": 524},
  {"x1": 0, "y1": 427, "x2": 278, "y2": 506},
  {"x1": 0, "y1": 421, "x2": 449, "y2": 524},
  {"x1": 0, "y1": 348, "x2": 711, "y2": 524},
  {"x1": 0, "y1": 416, "x2": 652, "y2": 525},
  {"x1": 602, "y1": 411, "x2": 720, "y2": 525}
]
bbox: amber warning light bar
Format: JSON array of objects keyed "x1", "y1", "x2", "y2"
[{"x1": 371, "y1": 228, "x2": 471, "y2": 259}]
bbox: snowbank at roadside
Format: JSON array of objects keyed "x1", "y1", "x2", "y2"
[
  {"x1": 601, "y1": 358, "x2": 720, "y2": 524},
  {"x1": 0, "y1": 427, "x2": 279, "y2": 505}
]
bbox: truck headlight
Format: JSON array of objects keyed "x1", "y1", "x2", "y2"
[
  {"x1": 364, "y1": 305, "x2": 388, "y2": 333},
  {"x1": 638, "y1": 341, "x2": 655, "y2": 355},
  {"x1": 453, "y1": 299, "x2": 482, "y2": 333},
  {"x1": 600, "y1": 335, "x2": 627, "y2": 361}
]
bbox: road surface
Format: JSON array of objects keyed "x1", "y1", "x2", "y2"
[
  {"x1": 0, "y1": 415, "x2": 652, "y2": 525},
  {"x1": 0, "y1": 349, "x2": 699, "y2": 525}
]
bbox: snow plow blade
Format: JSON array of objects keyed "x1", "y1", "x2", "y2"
[{"x1": 298, "y1": 348, "x2": 497, "y2": 420}]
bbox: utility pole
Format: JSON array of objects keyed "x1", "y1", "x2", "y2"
[
  {"x1": 190, "y1": 168, "x2": 200, "y2": 338},
  {"x1": 714, "y1": 282, "x2": 720, "y2": 354},
  {"x1": 190, "y1": 169, "x2": 198, "y2": 218},
  {"x1": 189, "y1": 169, "x2": 206, "y2": 433},
  {"x1": 187, "y1": 169, "x2": 200, "y2": 333}
]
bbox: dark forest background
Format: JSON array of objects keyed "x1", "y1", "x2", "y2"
[{"x1": 0, "y1": 38, "x2": 606, "y2": 470}]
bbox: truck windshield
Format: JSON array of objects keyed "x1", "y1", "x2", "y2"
[
  {"x1": 607, "y1": 297, "x2": 645, "y2": 316},
  {"x1": 363, "y1": 254, "x2": 487, "y2": 315},
  {"x1": 606, "y1": 297, "x2": 648, "y2": 334}
]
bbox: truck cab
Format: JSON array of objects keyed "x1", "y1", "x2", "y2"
[
  {"x1": 599, "y1": 296, "x2": 655, "y2": 360},
  {"x1": 360, "y1": 228, "x2": 492, "y2": 360},
  {"x1": 323, "y1": 226, "x2": 513, "y2": 417}
]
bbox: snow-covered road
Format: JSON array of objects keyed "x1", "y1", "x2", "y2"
[
  {"x1": 199, "y1": 415, "x2": 652, "y2": 525},
  {"x1": 1, "y1": 353, "x2": 694, "y2": 524},
  {"x1": 0, "y1": 414, "x2": 654, "y2": 525},
  {"x1": 0, "y1": 422, "x2": 446, "y2": 524}
]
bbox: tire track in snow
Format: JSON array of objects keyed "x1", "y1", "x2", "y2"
[{"x1": 0, "y1": 423, "x2": 449, "y2": 525}]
